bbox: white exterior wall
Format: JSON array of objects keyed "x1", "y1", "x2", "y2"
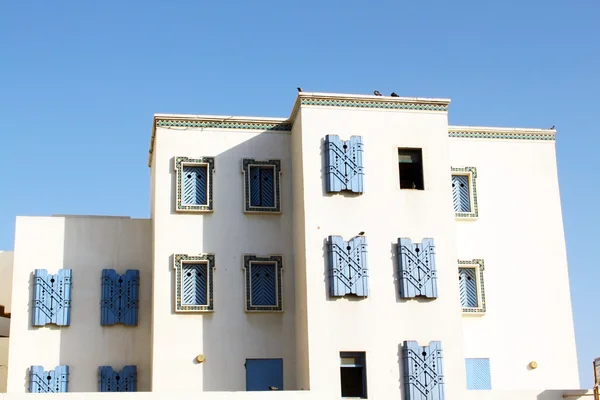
[
  {"x1": 0, "y1": 338, "x2": 8, "y2": 392},
  {"x1": 450, "y1": 138, "x2": 580, "y2": 389},
  {"x1": 7, "y1": 216, "x2": 152, "y2": 392},
  {"x1": 294, "y1": 106, "x2": 467, "y2": 399},
  {"x1": 0, "y1": 252, "x2": 13, "y2": 314},
  {"x1": 150, "y1": 126, "x2": 297, "y2": 392}
]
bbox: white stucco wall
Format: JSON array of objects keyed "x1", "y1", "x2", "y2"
[
  {"x1": 150, "y1": 125, "x2": 297, "y2": 391},
  {"x1": 0, "y1": 338, "x2": 8, "y2": 392},
  {"x1": 0, "y1": 252, "x2": 14, "y2": 314},
  {"x1": 294, "y1": 106, "x2": 467, "y2": 399},
  {"x1": 7, "y1": 216, "x2": 152, "y2": 393},
  {"x1": 450, "y1": 138, "x2": 580, "y2": 389}
]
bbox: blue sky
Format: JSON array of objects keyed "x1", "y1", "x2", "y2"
[{"x1": 1, "y1": 0, "x2": 599, "y2": 388}]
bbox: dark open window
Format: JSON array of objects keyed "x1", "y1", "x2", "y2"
[
  {"x1": 340, "y1": 352, "x2": 367, "y2": 398},
  {"x1": 398, "y1": 148, "x2": 424, "y2": 190}
]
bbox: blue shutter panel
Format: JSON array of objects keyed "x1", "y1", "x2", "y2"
[
  {"x1": 250, "y1": 264, "x2": 277, "y2": 306},
  {"x1": 181, "y1": 264, "x2": 208, "y2": 306},
  {"x1": 398, "y1": 238, "x2": 437, "y2": 299},
  {"x1": 459, "y1": 268, "x2": 478, "y2": 308},
  {"x1": 346, "y1": 136, "x2": 364, "y2": 193},
  {"x1": 325, "y1": 135, "x2": 364, "y2": 193},
  {"x1": 246, "y1": 359, "x2": 283, "y2": 391},
  {"x1": 327, "y1": 236, "x2": 369, "y2": 297},
  {"x1": 182, "y1": 165, "x2": 207, "y2": 205},
  {"x1": 101, "y1": 269, "x2": 140, "y2": 326},
  {"x1": 452, "y1": 175, "x2": 471, "y2": 212},
  {"x1": 32, "y1": 269, "x2": 72, "y2": 326},
  {"x1": 465, "y1": 358, "x2": 491, "y2": 390},
  {"x1": 403, "y1": 341, "x2": 445, "y2": 400},
  {"x1": 30, "y1": 366, "x2": 69, "y2": 393},
  {"x1": 99, "y1": 366, "x2": 137, "y2": 392},
  {"x1": 260, "y1": 168, "x2": 275, "y2": 207},
  {"x1": 249, "y1": 167, "x2": 262, "y2": 207}
]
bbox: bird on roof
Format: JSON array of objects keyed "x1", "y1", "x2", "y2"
[
  {"x1": 374, "y1": 90, "x2": 382, "y2": 96},
  {"x1": 297, "y1": 87, "x2": 302, "y2": 93},
  {"x1": 391, "y1": 92, "x2": 399, "y2": 97},
  {"x1": 358, "y1": 231, "x2": 365, "y2": 236},
  {"x1": 550, "y1": 125, "x2": 555, "y2": 129}
]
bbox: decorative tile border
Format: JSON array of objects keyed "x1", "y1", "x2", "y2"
[
  {"x1": 451, "y1": 167, "x2": 478, "y2": 219},
  {"x1": 449, "y1": 130, "x2": 555, "y2": 141},
  {"x1": 243, "y1": 255, "x2": 283, "y2": 312},
  {"x1": 458, "y1": 259, "x2": 486, "y2": 314},
  {"x1": 242, "y1": 159, "x2": 282, "y2": 213},
  {"x1": 300, "y1": 98, "x2": 448, "y2": 112},
  {"x1": 157, "y1": 119, "x2": 292, "y2": 131},
  {"x1": 174, "y1": 253, "x2": 215, "y2": 312},
  {"x1": 174, "y1": 157, "x2": 215, "y2": 212}
]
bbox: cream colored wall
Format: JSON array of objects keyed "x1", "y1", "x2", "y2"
[
  {"x1": 7, "y1": 216, "x2": 152, "y2": 393},
  {"x1": 0, "y1": 338, "x2": 8, "y2": 392},
  {"x1": 450, "y1": 138, "x2": 580, "y2": 389},
  {"x1": 150, "y1": 126, "x2": 296, "y2": 391},
  {"x1": 0, "y1": 252, "x2": 13, "y2": 314},
  {"x1": 294, "y1": 106, "x2": 467, "y2": 399}
]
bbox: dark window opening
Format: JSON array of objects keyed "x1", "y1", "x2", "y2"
[
  {"x1": 340, "y1": 352, "x2": 367, "y2": 398},
  {"x1": 398, "y1": 148, "x2": 424, "y2": 190}
]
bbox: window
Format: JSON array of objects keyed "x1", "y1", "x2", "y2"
[
  {"x1": 451, "y1": 167, "x2": 478, "y2": 218},
  {"x1": 173, "y1": 254, "x2": 215, "y2": 312},
  {"x1": 242, "y1": 159, "x2": 282, "y2": 213},
  {"x1": 398, "y1": 149, "x2": 424, "y2": 190},
  {"x1": 403, "y1": 341, "x2": 445, "y2": 400},
  {"x1": 397, "y1": 238, "x2": 438, "y2": 299},
  {"x1": 174, "y1": 156, "x2": 215, "y2": 212},
  {"x1": 327, "y1": 236, "x2": 369, "y2": 297},
  {"x1": 32, "y1": 269, "x2": 72, "y2": 327},
  {"x1": 465, "y1": 358, "x2": 491, "y2": 390},
  {"x1": 458, "y1": 259, "x2": 486, "y2": 313},
  {"x1": 340, "y1": 352, "x2": 367, "y2": 398},
  {"x1": 101, "y1": 269, "x2": 140, "y2": 326},
  {"x1": 245, "y1": 358, "x2": 283, "y2": 391},
  {"x1": 324, "y1": 134, "x2": 364, "y2": 193},
  {"x1": 30, "y1": 365, "x2": 69, "y2": 393},
  {"x1": 99, "y1": 366, "x2": 137, "y2": 392},
  {"x1": 244, "y1": 255, "x2": 283, "y2": 312}
]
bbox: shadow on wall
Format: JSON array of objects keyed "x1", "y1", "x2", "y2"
[{"x1": 166, "y1": 132, "x2": 299, "y2": 391}]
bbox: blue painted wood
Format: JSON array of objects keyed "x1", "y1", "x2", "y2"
[
  {"x1": 101, "y1": 269, "x2": 140, "y2": 326},
  {"x1": 397, "y1": 238, "x2": 437, "y2": 299},
  {"x1": 327, "y1": 235, "x2": 369, "y2": 297},
  {"x1": 99, "y1": 366, "x2": 137, "y2": 392},
  {"x1": 182, "y1": 165, "x2": 207, "y2": 205},
  {"x1": 325, "y1": 135, "x2": 364, "y2": 193},
  {"x1": 250, "y1": 264, "x2": 277, "y2": 306},
  {"x1": 465, "y1": 358, "x2": 491, "y2": 390},
  {"x1": 246, "y1": 359, "x2": 283, "y2": 391},
  {"x1": 459, "y1": 268, "x2": 478, "y2": 308},
  {"x1": 29, "y1": 365, "x2": 69, "y2": 393},
  {"x1": 249, "y1": 167, "x2": 275, "y2": 207},
  {"x1": 452, "y1": 175, "x2": 471, "y2": 212},
  {"x1": 32, "y1": 269, "x2": 72, "y2": 326},
  {"x1": 403, "y1": 341, "x2": 445, "y2": 400},
  {"x1": 181, "y1": 263, "x2": 208, "y2": 306}
]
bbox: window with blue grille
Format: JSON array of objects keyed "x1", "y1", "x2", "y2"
[
  {"x1": 29, "y1": 366, "x2": 69, "y2": 393},
  {"x1": 324, "y1": 135, "x2": 364, "y2": 193},
  {"x1": 173, "y1": 254, "x2": 215, "y2": 312},
  {"x1": 458, "y1": 259, "x2": 486, "y2": 313},
  {"x1": 397, "y1": 238, "x2": 437, "y2": 299},
  {"x1": 403, "y1": 341, "x2": 445, "y2": 400},
  {"x1": 99, "y1": 366, "x2": 137, "y2": 392},
  {"x1": 101, "y1": 269, "x2": 139, "y2": 326},
  {"x1": 175, "y1": 157, "x2": 214, "y2": 212},
  {"x1": 244, "y1": 255, "x2": 283, "y2": 312},
  {"x1": 327, "y1": 236, "x2": 369, "y2": 297},
  {"x1": 32, "y1": 269, "x2": 72, "y2": 327},
  {"x1": 242, "y1": 159, "x2": 281, "y2": 213},
  {"x1": 465, "y1": 358, "x2": 491, "y2": 390},
  {"x1": 245, "y1": 358, "x2": 283, "y2": 391},
  {"x1": 451, "y1": 167, "x2": 478, "y2": 218}
]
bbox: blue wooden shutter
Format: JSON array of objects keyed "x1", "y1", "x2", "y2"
[
  {"x1": 246, "y1": 359, "x2": 283, "y2": 391},
  {"x1": 251, "y1": 264, "x2": 277, "y2": 306},
  {"x1": 29, "y1": 365, "x2": 69, "y2": 393},
  {"x1": 465, "y1": 358, "x2": 491, "y2": 390},
  {"x1": 397, "y1": 238, "x2": 437, "y2": 299},
  {"x1": 32, "y1": 269, "x2": 72, "y2": 326},
  {"x1": 181, "y1": 263, "x2": 208, "y2": 305},
  {"x1": 327, "y1": 236, "x2": 369, "y2": 297},
  {"x1": 452, "y1": 175, "x2": 471, "y2": 212},
  {"x1": 182, "y1": 165, "x2": 207, "y2": 205},
  {"x1": 259, "y1": 167, "x2": 275, "y2": 207},
  {"x1": 249, "y1": 166, "x2": 262, "y2": 207},
  {"x1": 101, "y1": 269, "x2": 140, "y2": 326},
  {"x1": 403, "y1": 341, "x2": 445, "y2": 400},
  {"x1": 459, "y1": 268, "x2": 478, "y2": 308},
  {"x1": 325, "y1": 135, "x2": 364, "y2": 193},
  {"x1": 99, "y1": 366, "x2": 137, "y2": 392}
]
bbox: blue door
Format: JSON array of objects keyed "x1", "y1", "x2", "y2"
[{"x1": 245, "y1": 358, "x2": 283, "y2": 391}]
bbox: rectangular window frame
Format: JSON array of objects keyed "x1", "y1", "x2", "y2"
[
  {"x1": 242, "y1": 159, "x2": 282, "y2": 213},
  {"x1": 340, "y1": 351, "x2": 367, "y2": 399},
  {"x1": 174, "y1": 157, "x2": 215, "y2": 212},
  {"x1": 398, "y1": 148, "x2": 425, "y2": 190},
  {"x1": 173, "y1": 253, "x2": 215, "y2": 312},
  {"x1": 243, "y1": 255, "x2": 283, "y2": 312},
  {"x1": 451, "y1": 167, "x2": 478, "y2": 219},
  {"x1": 458, "y1": 259, "x2": 486, "y2": 314}
]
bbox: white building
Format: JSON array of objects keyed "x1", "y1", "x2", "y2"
[{"x1": 0, "y1": 91, "x2": 589, "y2": 400}]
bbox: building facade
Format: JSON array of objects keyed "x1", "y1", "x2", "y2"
[{"x1": 0, "y1": 92, "x2": 583, "y2": 399}]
